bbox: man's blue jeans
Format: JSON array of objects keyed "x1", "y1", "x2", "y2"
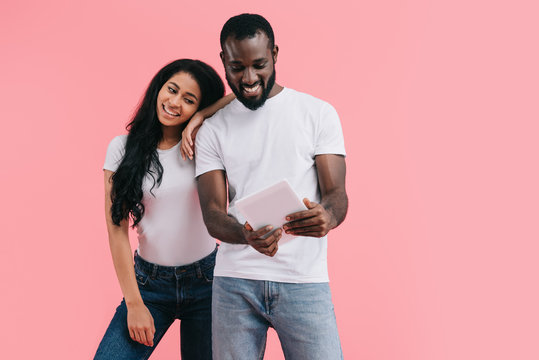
[
  {"x1": 212, "y1": 276, "x2": 343, "y2": 360},
  {"x1": 94, "y1": 248, "x2": 216, "y2": 360}
]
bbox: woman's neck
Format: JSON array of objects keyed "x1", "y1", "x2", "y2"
[{"x1": 158, "y1": 126, "x2": 182, "y2": 150}]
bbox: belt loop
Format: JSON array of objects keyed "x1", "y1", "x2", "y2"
[
  {"x1": 195, "y1": 262, "x2": 202, "y2": 278},
  {"x1": 152, "y1": 264, "x2": 158, "y2": 279}
]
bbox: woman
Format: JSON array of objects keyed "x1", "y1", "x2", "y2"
[{"x1": 94, "y1": 59, "x2": 233, "y2": 359}]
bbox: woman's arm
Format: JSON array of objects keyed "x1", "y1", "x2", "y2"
[
  {"x1": 181, "y1": 93, "x2": 236, "y2": 160},
  {"x1": 104, "y1": 170, "x2": 155, "y2": 347}
]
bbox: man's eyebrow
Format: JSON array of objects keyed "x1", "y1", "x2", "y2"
[{"x1": 228, "y1": 57, "x2": 267, "y2": 65}]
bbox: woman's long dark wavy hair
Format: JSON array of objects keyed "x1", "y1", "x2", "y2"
[{"x1": 110, "y1": 59, "x2": 225, "y2": 226}]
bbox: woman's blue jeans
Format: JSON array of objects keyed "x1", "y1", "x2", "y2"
[{"x1": 94, "y1": 247, "x2": 216, "y2": 359}]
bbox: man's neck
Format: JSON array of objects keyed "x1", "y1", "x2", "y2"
[{"x1": 267, "y1": 83, "x2": 284, "y2": 98}]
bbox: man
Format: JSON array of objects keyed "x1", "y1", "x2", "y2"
[{"x1": 195, "y1": 13, "x2": 348, "y2": 359}]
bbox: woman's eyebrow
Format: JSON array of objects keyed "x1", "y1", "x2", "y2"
[
  {"x1": 168, "y1": 82, "x2": 198, "y2": 101},
  {"x1": 185, "y1": 92, "x2": 199, "y2": 101}
]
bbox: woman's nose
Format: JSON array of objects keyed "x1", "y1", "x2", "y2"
[{"x1": 169, "y1": 95, "x2": 182, "y2": 107}]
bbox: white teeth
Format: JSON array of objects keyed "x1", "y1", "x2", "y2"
[
  {"x1": 243, "y1": 84, "x2": 261, "y2": 94},
  {"x1": 163, "y1": 104, "x2": 180, "y2": 116}
]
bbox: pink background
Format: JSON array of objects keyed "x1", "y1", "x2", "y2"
[{"x1": 2, "y1": 0, "x2": 538, "y2": 359}]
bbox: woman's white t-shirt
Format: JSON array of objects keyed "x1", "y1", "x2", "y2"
[{"x1": 104, "y1": 135, "x2": 216, "y2": 266}]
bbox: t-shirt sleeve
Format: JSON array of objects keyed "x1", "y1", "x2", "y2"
[
  {"x1": 103, "y1": 135, "x2": 127, "y2": 172},
  {"x1": 195, "y1": 121, "x2": 225, "y2": 177},
  {"x1": 314, "y1": 103, "x2": 346, "y2": 156}
]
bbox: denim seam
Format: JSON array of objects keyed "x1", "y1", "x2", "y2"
[{"x1": 257, "y1": 334, "x2": 267, "y2": 360}]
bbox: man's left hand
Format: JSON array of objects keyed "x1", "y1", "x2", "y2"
[{"x1": 283, "y1": 198, "x2": 337, "y2": 238}]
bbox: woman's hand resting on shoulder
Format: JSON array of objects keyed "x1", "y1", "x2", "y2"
[
  {"x1": 180, "y1": 93, "x2": 236, "y2": 160},
  {"x1": 180, "y1": 112, "x2": 205, "y2": 160}
]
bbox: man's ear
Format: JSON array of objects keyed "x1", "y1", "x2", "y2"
[
  {"x1": 220, "y1": 51, "x2": 225, "y2": 64},
  {"x1": 272, "y1": 45, "x2": 279, "y2": 64}
]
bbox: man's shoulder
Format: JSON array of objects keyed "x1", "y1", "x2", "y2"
[
  {"x1": 205, "y1": 99, "x2": 238, "y2": 123},
  {"x1": 197, "y1": 102, "x2": 237, "y2": 143},
  {"x1": 278, "y1": 88, "x2": 337, "y2": 120},
  {"x1": 282, "y1": 88, "x2": 333, "y2": 109},
  {"x1": 203, "y1": 100, "x2": 239, "y2": 129}
]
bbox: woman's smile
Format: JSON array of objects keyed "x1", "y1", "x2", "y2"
[{"x1": 162, "y1": 104, "x2": 180, "y2": 117}]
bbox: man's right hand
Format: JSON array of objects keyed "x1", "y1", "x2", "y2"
[{"x1": 242, "y1": 222, "x2": 282, "y2": 257}]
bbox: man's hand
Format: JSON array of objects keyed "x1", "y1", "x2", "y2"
[
  {"x1": 242, "y1": 222, "x2": 282, "y2": 256},
  {"x1": 283, "y1": 198, "x2": 337, "y2": 238}
]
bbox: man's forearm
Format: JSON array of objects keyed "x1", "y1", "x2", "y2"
[
  {"x1": 203, "y1": 208, "x2": 247, "y2": 244},
  {"x1": 321, "y1": 188, "x2": 348, "y2": 230}
]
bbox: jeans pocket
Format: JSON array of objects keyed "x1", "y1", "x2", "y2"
[
  {"x1": 202, "y1": 267, "x2": 214, "y2": 283},
  {"x1": 134, "y1": 266, "x2": 149, "y2": 286}
]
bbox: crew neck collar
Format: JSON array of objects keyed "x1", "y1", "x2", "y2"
[
  {"x1": 157, "y1": 140, "x2": 181, "y2": 154},
  {"x1": 232, "y1": 87, "x2": 288, "y2": 111}
]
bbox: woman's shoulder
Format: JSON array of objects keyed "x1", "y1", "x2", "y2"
[
  {"x1": 106, "y1": 134, "x2": 128, "y2": 154},
  {"x1": 104, "y1": 135, "x2": 128, "y2": 172},
  {"x1": 108, "y1": 134, "x2": 128, "y2": 149}
]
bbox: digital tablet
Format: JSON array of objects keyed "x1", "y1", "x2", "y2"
[{"x1": 234, "y1": 179, "x2": 307, "y2": 240}]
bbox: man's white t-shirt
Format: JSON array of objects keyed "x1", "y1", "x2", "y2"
[
  {"x1": 195, "y1": 88, "x2": 346, "y2": 283},
  {"x1": 104, "y1": 135, "x2": 216, "y2": 266}
]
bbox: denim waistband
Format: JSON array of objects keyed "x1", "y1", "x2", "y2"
[{"x1": 134, "y1": 246, "x2": 217, "y2": 279}]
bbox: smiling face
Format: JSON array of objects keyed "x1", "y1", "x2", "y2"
[
  {"x1": 221, "y1": 31, "x2": 278, "y2": 110},
  {"x1": 156, "y1": 71, "x2": 202, "y2": 129}
]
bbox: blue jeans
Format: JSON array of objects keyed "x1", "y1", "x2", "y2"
[
  {"x1": 94, "y1": 247, "x2": 216, "y2": 360},
  {"x1": 212, "y1": 276, "x2": 343, "y2": 360}
]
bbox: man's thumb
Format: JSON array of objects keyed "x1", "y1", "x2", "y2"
[{"x1": 303, "y1": 198, "x2": 315, "y2": 209}]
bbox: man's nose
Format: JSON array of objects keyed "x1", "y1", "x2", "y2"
[{"x1": 242, "y1": 67, "x2": 256, "y2": 84}]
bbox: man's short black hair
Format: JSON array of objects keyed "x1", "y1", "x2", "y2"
[{"x1": 220, "y1": 13, "x2": 275, "y2": 50}]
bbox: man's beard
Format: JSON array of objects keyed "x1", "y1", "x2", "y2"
[{"x1": 227, "y1": 68, "x2": 276, "y2": 111}]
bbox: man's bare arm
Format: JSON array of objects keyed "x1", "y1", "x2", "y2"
[
  {"x1": 197, "y1": 170, "x2": 283, "y2": 256},
  {"x1": 283, "y1": 154, "x2": 348, "y2": 237},
  {"x1": 316, "y1": 154, "x2": 348, "y2": 227}
]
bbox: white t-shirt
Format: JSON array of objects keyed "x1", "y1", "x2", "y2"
[
  {"x1": 195, "y1": 88, "x2": 346, "y2": 283},
  {"x1": 104, "y1": 135, "x2": 216, "y2": 266}
]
